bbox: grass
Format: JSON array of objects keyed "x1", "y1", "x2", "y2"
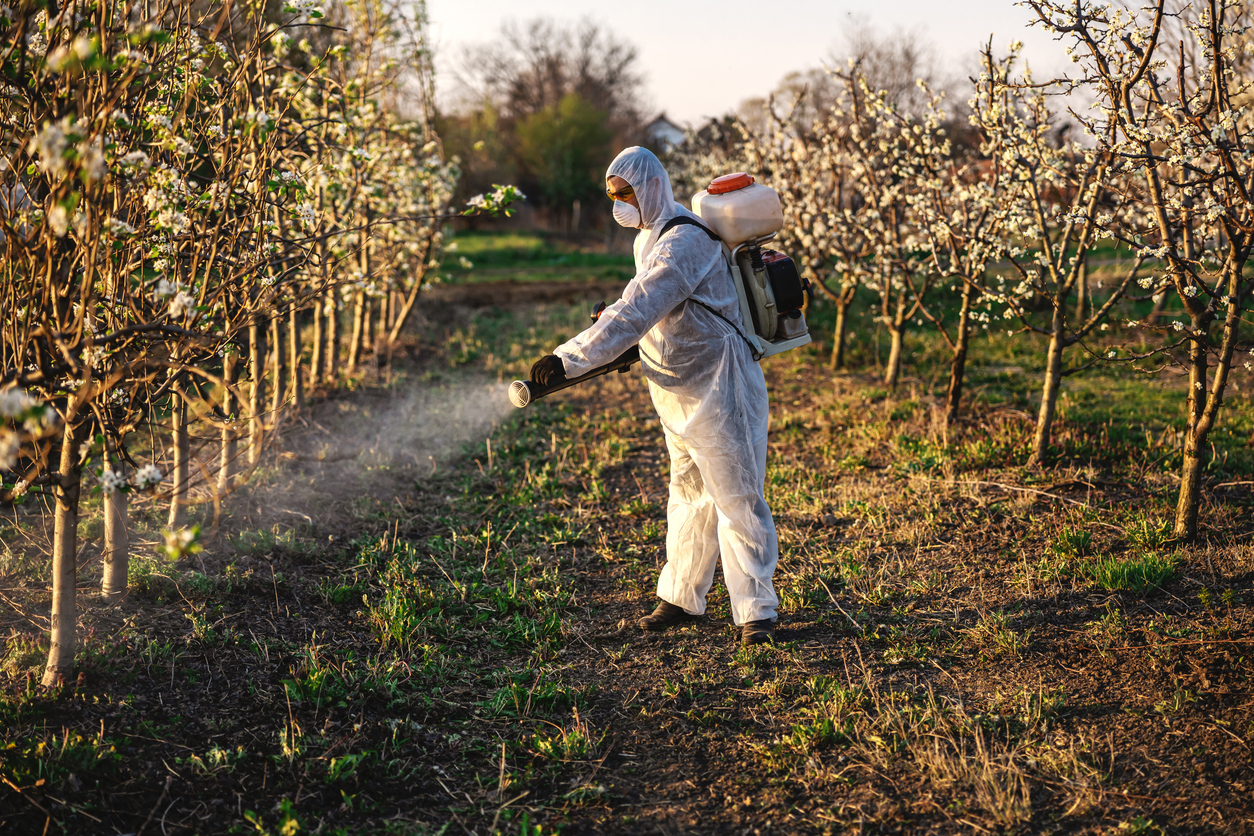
[
  {"x1": 1078, "y1": 551, "x2": 1183, "y2": 591},
  {"x1": 439, "y1": 228, "x2": 634, "y2": 284},
  {"x1": 0, "y1": 232, "x2": 1252, "y2": 833}
]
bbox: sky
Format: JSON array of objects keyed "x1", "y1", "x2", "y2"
[{"x1": 424, "y1": 0, "x2": 1076, "y2": 125}]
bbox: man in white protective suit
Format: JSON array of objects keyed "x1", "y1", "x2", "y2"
[{"x1": 529, "y1": 146, "x2": 780, "y2": 646}]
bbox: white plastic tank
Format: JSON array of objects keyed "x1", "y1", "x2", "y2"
[{"x1": 691, "y1": 173, "x2": 782, "y2": 247}]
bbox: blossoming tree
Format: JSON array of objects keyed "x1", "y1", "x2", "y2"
[
  {"x1": 0, "y1": 0, "x2": 516, "y2": 686},
  {"x1": 967, "y1": 44, "x2": 1147, "y2": 465},
  {"x1": 1025, "y1": 0, "x2": 1254, "y2": 538}
]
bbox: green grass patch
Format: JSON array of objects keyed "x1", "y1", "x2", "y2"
[
  {"x1": 1077, "y1": 551, "x2": 1182, "y2": 591},
  {"x1": 440, "y1": 229, "x2": 634, "y2": 284}
]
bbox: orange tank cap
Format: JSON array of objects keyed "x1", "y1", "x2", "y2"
[{"x1": 706, "y1": 172, "x2": 755, "y2": 195}]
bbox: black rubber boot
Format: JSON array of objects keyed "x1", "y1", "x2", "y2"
[
  {"x1": 741, "y1": 619, "x2": 776, "y2": 646},
  {"x1": 638, "y1": 601, "x2": 698, "y2": 632}
]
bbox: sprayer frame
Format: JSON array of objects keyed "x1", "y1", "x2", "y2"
[{"x1": 727, "y1": 234, "x2": 812, "y2": 359}]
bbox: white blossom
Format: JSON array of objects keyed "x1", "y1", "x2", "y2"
[
  {"x1": 0, "y1": 430, "x2": 18, "y2": 470},
  {"x1": 99, "y1": 469, "x2": 127, "y2": 493},
  {"x1": 294, "y1": 201, "x2": 316, "y2": 227},
  {"x1": 134, "y1": 464, "x2": 163, "y2": 489},
  {"x1": 106, "y1": 217, "x2": 137, "y2": 236},
  {"x1": 28, "y1": 118, "x2": 71, "y2": 176},
  {"x1": 169, "y1": 291, "x2": 196, "y2": 318},
  {"x1": 0, "y1": 388, "x2": 38, "y2": 417}
]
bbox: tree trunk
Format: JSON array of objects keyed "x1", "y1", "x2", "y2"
[
  {"x1": 348, "y1": 227, "x2": 371, "y2": 370},
  {"x1": 347, "y1": 290, "x2": 365, "y2": 370},
  {"x1": 389, "y1": 234, "x2": 438, "y2": 344},
  {"x1": 1174, "y1": 323, "x2": 1210, "y2": 540},
  {"x1": 945, "y1": 281, "x2": 975, "y2": 424},
  {"x1": 1075, "y1": 257, "x2": 1088, "y2": 323},
  {"x1": 829, "y1": 301, "x2": 850, "y2": 370},
  {"x1": 42, "y1": 419, "x2": 85, "y2": 686},
  {"x1": 289, "y1": 302, "x2": 304, "y2": 414},
  {"x1": 218, "y1": 352, "x2": 237, "y2": 496},
  {"x1": 1175, "y1": 440, "x2": 1204, "y2": 542},
  {"x1": 249, "y1": 316, "x2": 265, "y2": 466},
  {"x1": 371, "y1": 297, "x2": 385, "y2": 372},
  {"x1": 884, "y1": 325, "x2": 904, "y2": 389},
  {"x1": 311, "y1": 294, "x2": 324, "y2": 383},
  {"x1": 168, "y1": 393, "x2": 188, "y2": 529},
  {"x1": 271, "y1": 314, "x2": 286, "y2": 423},
  {"x1": 1029, "y1": 330, "x2": 1065, "y2": 466},
  {"x1": 325, "y1": 289, "x2": 339, "y2": 382},
  {"x1": 101, "y1": 478, "x2": 128, "y2": 604}
]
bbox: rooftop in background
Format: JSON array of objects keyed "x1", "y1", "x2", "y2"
[
  {"x1": 644, "y1": 113, "x2": 686, "y2": 152},
  {"x1": 426, "y1": 0, "x2": 1074, "y2": 127}
]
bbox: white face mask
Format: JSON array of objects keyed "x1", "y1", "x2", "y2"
[{"x1": 612, "y1": 199, "x2": 642, "y2": 228}]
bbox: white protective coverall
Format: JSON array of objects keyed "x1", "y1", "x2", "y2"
[{"x1": 553, "y1": 147, "x2": 779, "y2": 625}]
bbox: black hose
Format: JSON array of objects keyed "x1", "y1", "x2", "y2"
[{"x1": 509, "y1": 345, "x2": 640, "y2": 408}]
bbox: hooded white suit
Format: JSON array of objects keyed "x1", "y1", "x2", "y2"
[{"x1": 554, "y1": 147, "x2": 779, "y2": 625}]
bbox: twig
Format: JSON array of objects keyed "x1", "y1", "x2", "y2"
[
  {"x1": 939, "y1": 477, "x2": 1091, "y2": 507},
  {"x1": 135, "y1": 775, "x2": 173, "y2": 836},
  {"x1": 816, "y1": 576, "x2": 860, "y2": 633},
  {"x1": 2, "y1": 775, "x2": 51, "y2": 821}
]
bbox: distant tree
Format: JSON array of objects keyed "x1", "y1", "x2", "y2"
[
  {"x1": 447, "y1": 18, "x2": 645, "y2": 225},
  {"x1": 457, "y1": 18, "x2": 643, "y2": 125},
  {"x1": 436, "y1": 104, "x2": 513, "y2": 228},
  {"x1": 666, "y1": 115, "x2": 747, "y2": 201},
  {"x1": 514, "y1": 94, "x2": 613, "y2": 229},
  {"x1": 837, "y1": 22, "x2": 947, "y2": 118}
]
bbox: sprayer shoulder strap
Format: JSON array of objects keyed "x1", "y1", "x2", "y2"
[
  {"x1": 657, "y1": 216, "x2": 764, "y2": 361},
  {"x1": 659, "y1": 215, "x2": 721, "y2": 242}
]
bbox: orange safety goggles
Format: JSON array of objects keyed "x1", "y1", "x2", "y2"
[{"x1": 606, "y1": 184, "x2": 635, "y2": 201}]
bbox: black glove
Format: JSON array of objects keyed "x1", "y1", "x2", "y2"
[{"x1": 530, "y1": 354, "x2": 567, "y2": 387}]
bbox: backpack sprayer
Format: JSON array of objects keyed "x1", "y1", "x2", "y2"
[{"x1": 509, "y1": 173, "x2": 810, "y2": 409}]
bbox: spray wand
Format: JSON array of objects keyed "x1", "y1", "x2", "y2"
[{"x1": 508, "y1": 302, "x2": 640, "y2": 408}]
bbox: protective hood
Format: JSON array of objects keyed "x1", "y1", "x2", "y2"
[{"x1": 606, "y1": 146, "x2": 682, "y2": 259}]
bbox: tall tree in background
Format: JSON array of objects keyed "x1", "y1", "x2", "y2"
[
  {"x1": 445, "y1": 18, "x2": 645, "y2": 229},
  {"x1": 514, "y1": 94, "x2": 612, "y2": 231}
]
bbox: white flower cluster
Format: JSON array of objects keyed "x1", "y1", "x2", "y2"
[
  {"x1": 0, "y1": 388, "x2": 38, "y2": 418},
  {"x1": 163, "y1": 526, "x2": 200, "y2": 559},
  {"x1": 27, "y1": 116, "x2": 75, "y2": 177},
  {"x1": 83, "y1": 346, "x2": 108, "y2": 368},
  {"x1": 170, "y1": 291, "x2": 196, "y2": 318},
  {"x1": 0, "y1": 430, "x2": 18, "y2": 470},
  {"x1": 294, "y1": 201, "x2": 316, "y2": 228},
  {"x1": 106, "y1": 217, "x2": 137, "y2": 236},
  {"x1": 99, "y1": 469, "x2": 127, "y2": 493},
  {"x1": 134, "y1": 464, "x2": 163, "y2": 490}
]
